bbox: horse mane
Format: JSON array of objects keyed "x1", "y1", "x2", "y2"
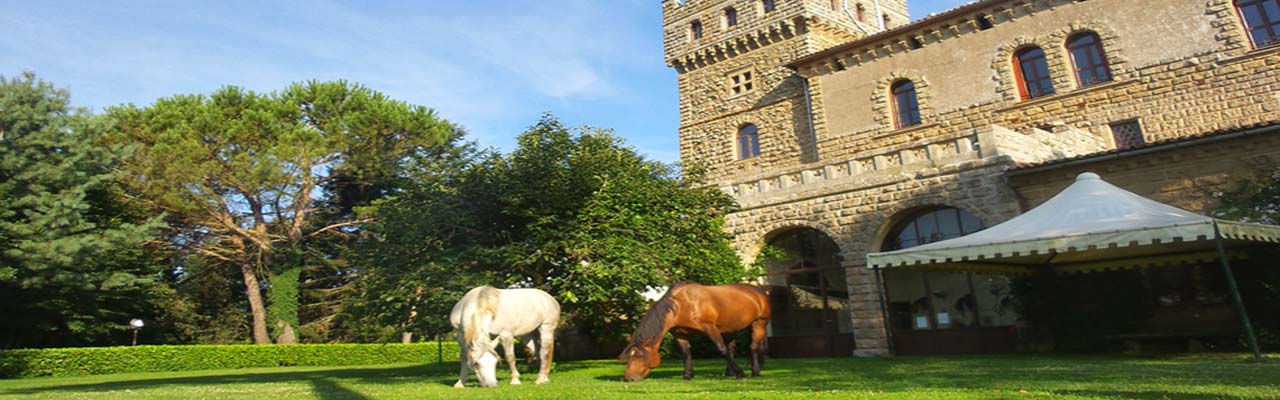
[
  {"x1": 464, "y1": 286, "x2": 501, "y2": 347},
  {"x1": 627, "y1": 282, "x2": 689, "y2": 349}
]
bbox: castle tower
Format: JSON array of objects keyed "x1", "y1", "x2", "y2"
[{"x1": 662, "y1": 0, "x2": 909, "y2": 185}]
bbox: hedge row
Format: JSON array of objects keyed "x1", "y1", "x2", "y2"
[{"x1": 0, "y1": 342, "x2": 460, "y2": 378}]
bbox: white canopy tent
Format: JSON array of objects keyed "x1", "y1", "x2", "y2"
[{"x1": 865, "y1": 172, "x2": 1273, "y2": 357}]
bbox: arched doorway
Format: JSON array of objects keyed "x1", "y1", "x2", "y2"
[
  {"x1": 879, "y1": 207, "x2": 1019, "y2": 355},
  {"x1": 764, "y1": 228, "x2": 854, "y2": 357}
]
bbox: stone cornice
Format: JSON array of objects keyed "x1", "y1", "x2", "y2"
[
  {"x1": 790, "y1": 0, "x2": 1090, "y2": 77},
  {"x1": 668, "y1": 16, "x2": 808, "y2": 73}
]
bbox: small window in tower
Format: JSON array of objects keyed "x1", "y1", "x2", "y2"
[
  {"x1": 738, "y1": 124, "x2": 761, "y2": 160},
  {"x1": 762, "y1": 0, "x2": 776, "y2": 13},
  {"x1": 690, "y1": 20, "x2": 703, "y2": 40},
  {"x1": 724, "y1": 7, "x2": 738, "y2": 28},
  {"x1": 728, "y1": 69, "x2": 755, "y2": 96},
  {"x1": 1110, "y1": 120, "x2": 1145, "y2": 150}
]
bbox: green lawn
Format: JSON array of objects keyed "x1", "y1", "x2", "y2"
[{"x1": 0, "y1": 355, "x2": 1276, "y2": 399}]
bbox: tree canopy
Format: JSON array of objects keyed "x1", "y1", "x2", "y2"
[
  {"x1": 357, "y1": 116, "x2": 752, "y2": 339},
  {"x1": 0, "y1": 73, "x2": 163, "y2": 348},
  {"x1": 107, "y1": 81, "x2": 458, "y2": 344}
]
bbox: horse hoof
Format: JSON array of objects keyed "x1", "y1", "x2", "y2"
[
  {"x1": 453, "y1": 382, "x2": 465, "y2": 389},
  {"x1": 511, "y1": 378, "x2": 522, "y2": 385},
  {"x1": 535, "y1": 377, "x2": 549, "y2": 385}
]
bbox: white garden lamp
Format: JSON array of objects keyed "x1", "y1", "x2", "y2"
[{"x1": 129, "y1": 318, "x2": 144, "y2": 346}]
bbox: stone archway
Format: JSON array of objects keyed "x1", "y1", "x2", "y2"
[{"x1": 762, "y1": 227, "x2": 856, "y2": 358}]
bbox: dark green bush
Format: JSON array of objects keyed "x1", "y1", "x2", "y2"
[{"x1": 0, "y1": 342, "x2": 459, "y2": 378}]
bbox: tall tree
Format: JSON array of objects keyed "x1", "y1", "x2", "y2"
[
  {"x1": 0, "y1": 72, "x2": 163, "y2": 348},
  {"x1": 107, "y1": 81, "x2": 455, "y2": 344}
]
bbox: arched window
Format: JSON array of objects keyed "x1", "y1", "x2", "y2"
[
  {"x1": 880, "y1": 209, "x2": 1016, "y2": 353},
  {"x1": 724, "y1": 7, "x2": 738, "y2": 28},
  {"x1": 883, "y1": 207, "x2": 984, "y2": 251},
  {"x1": 891, "y1": 80, "x2": 922, "y2": 129},
  {"x1": 1014, "y1": 46, "x2": 1055, "y2": 100},
  {"x1": 1236, "y1": 0, "x2": 1280, "y2": 48},
  {"x1": 1066, "y1": 32, "x2": 1112, "y2": 88},
  {"x1": 690, "y1": 20, "x2": 703, "y2": 40},
  {"x1": 737, "y1": 124, "x2": 760, "y2": 160}
]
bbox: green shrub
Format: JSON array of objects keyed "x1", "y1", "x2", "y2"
[{"x1": 0, "y1": 342, "x2": 460, "y2": 378}]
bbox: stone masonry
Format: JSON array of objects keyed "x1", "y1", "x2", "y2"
[{"x1": 665, "y1": 0, "x2": 1280, "y2": 356}]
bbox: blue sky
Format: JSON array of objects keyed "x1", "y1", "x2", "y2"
[{"x1": 1, "y1": 0, "x2": 971, "y2": 163}]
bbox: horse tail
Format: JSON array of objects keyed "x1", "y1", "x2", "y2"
[{"x1": 464, "y1": 286, "x2": 501, "y2": 347}]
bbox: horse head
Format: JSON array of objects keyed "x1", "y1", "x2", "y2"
[
  {"x1": 467, "y1": 336, "x2": 501, "y2": 387},
  {"x1": 620, "y1": 338, "x2": 662, "y2": 382}
]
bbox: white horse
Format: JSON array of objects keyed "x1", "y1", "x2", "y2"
[{"x1": 449, "y1": 285, "x2": 560, "y2": 388}]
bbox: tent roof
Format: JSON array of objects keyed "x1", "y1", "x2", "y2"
[{"x1": 866, "y1": 172, "x2": 1280, "y2": 273}]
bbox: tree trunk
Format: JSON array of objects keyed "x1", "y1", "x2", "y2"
[
  {"x1": 400, "y1": 287, "x2": 422, "y2": 344},
  {"x1": 240, "y1": 263, "x2": 272, "y2": 344},
  {"x1": 267, "y1": 247, "x2": 301, "y2": 344}
]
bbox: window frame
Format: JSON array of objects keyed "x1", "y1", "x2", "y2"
[
  {"x1": 690, "y1": 19, "x2": 703, "y2": 41},
  {"x1": 737, "y1": 124, "x2": 761, "y2": 160},
  {"x1": 1013, "y1": 46, "x2": 1055, "y2": 100},
  {"x1": 890, "y1": 80, "x2": 922, "y2": 129},
  {"x1": 1066, "y1": 32, "x2": 1113, "y2": 88},
  {"x1": 761, "y1": 0, "x2": 776, "y2": 13},
  {"x1": 724, "y1": 7, "x2": 738, "y2": 28},
  {"x1": 728, "y1": 69, "x2": 755, "y2": 96},
  {"x1": 1109, "y1": 119, "x2": 1145, "y2": 150},
  {"x1": 883, "y1": 207, "x2": 985, "y2": 252},
  {"x1": 1236, "y1": 0, "x2": 1280, "y2": 49}
]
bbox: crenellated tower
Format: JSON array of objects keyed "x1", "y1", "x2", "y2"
[{"x1": 662, "y1": 0, "x2": 909, "y2": 185}]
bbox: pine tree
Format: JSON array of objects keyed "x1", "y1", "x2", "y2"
[{"x1": 0, "y1": 72, "x2": 162, "y2": 348}]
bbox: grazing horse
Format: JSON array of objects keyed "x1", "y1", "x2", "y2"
[
  {"x1": 450, "y1": 285, "x2": 560, "y2": 388},
  {"x1": 620, "y1": 282, "x2": 771, "y2": 382}
]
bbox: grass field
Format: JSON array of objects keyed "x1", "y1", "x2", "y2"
[{"x1": 0, "y1": 355, "x2": 1276, "y2": 399}]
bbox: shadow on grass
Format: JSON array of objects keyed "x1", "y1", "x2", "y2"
[
  {"x1": 0, "y1": 363, "x2": 453, "y2": 398},
  {"x1": 310, "y1": 377, "x2": 372, "y2": 400},
  {"x1": 586, "y1": 355, "x2": 1278, "y2": 398},
  {"x1": 6, "y1": 355, "x2": 1278, "y2": 399}
]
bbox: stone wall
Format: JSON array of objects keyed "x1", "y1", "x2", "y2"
[
  {"x1": 803, "y1": 0, "x2": 1279, "y2": 164},
  {"x1": 665, "y1": 0, "x2": 1280, "y2": 357},
  {"x1": 1008, "y1": 128, "x2": 1280, "y2": 213}
]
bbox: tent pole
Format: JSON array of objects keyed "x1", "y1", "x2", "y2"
[
  {"x1": 1213, "y1": 222, "x2": 1263, "y2": 359},
  {"x1": 873, "y1": 266, "x2": 895, "y2": 355}
]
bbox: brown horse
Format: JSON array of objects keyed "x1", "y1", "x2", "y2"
[{"x1": 620, "y1": 282, "x2": 771, "y2": 382}]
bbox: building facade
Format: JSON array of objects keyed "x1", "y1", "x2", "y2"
[{"x1": 663, "y1": 0, "x2": 1280, "y2": 356}]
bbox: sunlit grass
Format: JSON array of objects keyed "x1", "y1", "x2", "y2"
[{"x1": 0, "y1": 354, "x2": 1277, "y2": 399}]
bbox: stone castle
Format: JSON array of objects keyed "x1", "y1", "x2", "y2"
[{"x1": 662, "y1": 0, "x2": 1280, "y2": 356}]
